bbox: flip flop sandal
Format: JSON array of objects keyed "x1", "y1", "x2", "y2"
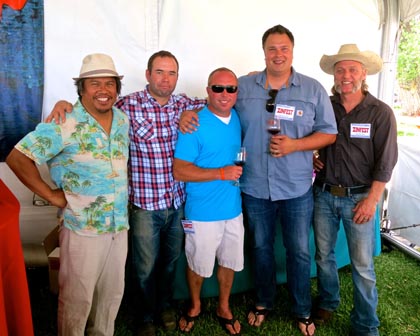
[
  {"x1": 179, "y1": 312, "x2": 200, "y2": 333},
  {"x1": 247, "y1": 307, "x2": 270, "y2": 327},
  {"x1": 296, "y1": 316, "x2": 315, "y2": 336},
  {"x1": 216, "y1": 315, "x2": 241, "y2": 335}
]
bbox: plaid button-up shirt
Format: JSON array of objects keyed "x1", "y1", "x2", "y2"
[{"x1": 115, "y1": 86, "x2": 206, "y2": 210}]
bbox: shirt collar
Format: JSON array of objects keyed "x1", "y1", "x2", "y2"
[{"x1": 255, "y1": 67, "x2": 299, "y2": 90}]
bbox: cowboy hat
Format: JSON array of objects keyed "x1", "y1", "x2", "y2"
[
  {"x1": 319, "y1": 44, "x2": 383, "y2": 75},
  {"x1": 73, "y1": 53, "x2": 123, "y2": 80}
]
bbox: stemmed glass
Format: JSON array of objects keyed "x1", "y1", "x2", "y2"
[
  {"x1": 266, "y1": 117, "x2": 281, "y2": 135},
  {"x1": 266, "y1": 117, "x2": 281, "y2": 155},
  {"x1": 233, "y1": 146, "x2": 246, "y2": 186}
]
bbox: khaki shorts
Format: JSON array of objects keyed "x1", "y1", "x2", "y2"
[{"x1": 185, "y1": 213, "x2": 244, "y2": 278}]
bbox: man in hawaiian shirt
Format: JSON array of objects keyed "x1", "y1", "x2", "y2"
[{"x1": 6, "y1": 53, "x2": 130, "y2": 336}]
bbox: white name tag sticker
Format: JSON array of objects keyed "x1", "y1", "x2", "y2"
[
  {"x1": 350, "y1": 123, "x2": 371, "y2": 138},
  {"x1": 182, "y1": 219, "x2": 195, "y2": 234},
  {"x1": 275, "y1": 104, "x2": 295, "y2": 121}
]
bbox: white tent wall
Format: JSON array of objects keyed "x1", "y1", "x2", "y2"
[
  {"x1": 387, "y1": 141, "x2": 420, "y2": 244},
  {"x1": 42, "y1": 0, "x2": 383, "y2": 114}
]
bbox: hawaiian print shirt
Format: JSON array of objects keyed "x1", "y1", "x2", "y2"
[{"x1": 15, "y1": 100, "x2": 130, "y2": 235}]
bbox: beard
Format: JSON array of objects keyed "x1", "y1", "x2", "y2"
[{"x1": 334, "y1": 80, "x2": 363, "y2": 94}]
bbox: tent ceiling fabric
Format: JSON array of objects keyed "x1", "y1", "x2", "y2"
[{"x1": 400, "y1": 0, "x2": 420, "y2": 22}]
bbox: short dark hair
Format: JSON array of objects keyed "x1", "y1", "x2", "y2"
[
  {"x1": 74, "y1": 77, "x2": 122, "y2": 99},
  {"x1": 147, "y1": 50, "x2": 179, "y2": 72},
  {"x1": 262, "y1": 24, "x2": 295, "y2": 48}
]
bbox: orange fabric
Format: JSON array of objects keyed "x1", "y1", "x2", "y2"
[
  {"x1": 0, "y1": 0, "x2": 27, "y2": 19},
  {"x1": 0, "y1": 179, "x2": 34, "y2": 336}
]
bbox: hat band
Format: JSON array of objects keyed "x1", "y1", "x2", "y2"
[{"x1": 79, "y1": 69, "x2": 119, "y2": 78}]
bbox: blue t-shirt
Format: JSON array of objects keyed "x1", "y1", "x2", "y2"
[
  {"x1": 236, "y1": 68, "x2": 337, "y2": 200},
  {"x1": 174, "y1": 106, "x2": 242, "y2": 221}
]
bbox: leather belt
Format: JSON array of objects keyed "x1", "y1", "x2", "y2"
[{"x1": 314, "y1": 180, "x2": 370, "y2": 197}]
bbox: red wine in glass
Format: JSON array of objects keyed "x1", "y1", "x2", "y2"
[
  {"x1": 267, "y1": 118, "x2": 281, "y2": 135},
  {"x1": 267, "y1": 128, "x2": 280, "y2": 135},
  {"x1": 233, "y1": 147, "x2": 246, "y2": 186}
]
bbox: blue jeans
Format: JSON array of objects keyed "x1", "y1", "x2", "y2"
[
  {"x1": 130, "y1": 204, "x2": 184, "y2": 323},
  {"x1": 243, "y1": 188, "x2": 313, "y2": 317},
  {"x1": 313, "y1": 185, "x2": 379, "y2": 336}
]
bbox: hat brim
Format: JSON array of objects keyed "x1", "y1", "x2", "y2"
[
  {"x1": 73, "y1": 69, "x2": 124, "y2": 80},
  {"x1": 319, "y1": 51, "x2": 383, "y2": 75},
  {"x1": 73, "y1": 74, "x2": 124, "y2": 80}
]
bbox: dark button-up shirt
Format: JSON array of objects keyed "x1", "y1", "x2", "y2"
[{"x1": 316, "y1": 92, "x2": 398, "y2": 187}]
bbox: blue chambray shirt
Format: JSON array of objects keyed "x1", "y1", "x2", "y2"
[
  {"x1": 15, "y1": 100, "x2": 130, "y2": 235},
  {"x1": 236, "y1": 68, "x2": 337, "y2": 200}
]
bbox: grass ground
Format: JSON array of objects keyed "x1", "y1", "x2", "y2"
[{"x1": 28, "y1": 243, "x2": 420, "y2": 336}]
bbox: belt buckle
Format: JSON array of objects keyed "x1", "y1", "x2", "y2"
[{"x1": 330, "y1": 185, "x2": 346, "y2": 197}]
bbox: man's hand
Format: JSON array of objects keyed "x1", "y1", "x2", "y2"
[
  {"x1": 44, "y1": 100, "x2": 73, "y2": 124},
  {"x1": 221, "y1": 165, "x2": 243, "y2": 181},
  {"x1": 269, "y1": 135, "x2": 297, "y2": 157},
  {"x1": 48, "y1": 188, "x2": 67, "y2": 208},
  {"x1": 352, "y1": 198, "x2": 377, "y2": 225},
  {"x1": 313, "y1": 153, "x2": 324, "y2": 172},
  {"x1": 179, "y1": 109, "x2": 200, "y2": 134},
  {"x1": 352, "y1": 181, "x2": 385, "y2": 225}
]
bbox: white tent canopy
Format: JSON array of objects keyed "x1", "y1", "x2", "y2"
[
  {"x1": 43, "y1": 0, "x2": 388, "y2": 113},
  {"x1": 41, "y1": 0, "x2": 420, "y2": 113}
]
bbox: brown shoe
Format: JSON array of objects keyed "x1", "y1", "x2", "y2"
[
  {"x1": 137, "y1": 322, "x2": 156, "y2": 336},
  {"x1": 161, "y1": 308, "x2": 177, "y2": 331},
  {"x1": 312, "y1": 308, "x2": 333, "y2": 325}
]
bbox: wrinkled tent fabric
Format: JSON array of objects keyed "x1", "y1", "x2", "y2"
[
  {"x1": 400, "y1": 0, "x2": 420, "y2": 22},
  {"x1": 42, "y1": 0, "x2": 384, "y2": 115},
  {"x1": 388, "y1": 141, "x2": 420, "y2": 245}
]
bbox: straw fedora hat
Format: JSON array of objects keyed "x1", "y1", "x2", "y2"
[
  {"x1": 73, "y1": 53, "x2": 123, "y2": 80},
  {"x1": 319, "y1": 44, "x2": 383, "y2": 75}
]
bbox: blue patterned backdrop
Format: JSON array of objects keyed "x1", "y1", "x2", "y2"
[{"x1": 0, "y1": 0, "x2": 44, "y2": 161}]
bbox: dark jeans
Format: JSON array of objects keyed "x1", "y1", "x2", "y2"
[
  {"x1": 243, "y1": 187, "x2": 313, "y2": 317},
  {"x1": 130, "y1": 204, "x2": 184, "y2": 323}
]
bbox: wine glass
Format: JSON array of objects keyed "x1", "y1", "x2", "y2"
[
  {"x1": 266, "y1": 117, "x2": 281, "y2": 135},
  {"x1": 266, "y1": 117, "x2": 281, "y2": 155},
  {"x1": 233, "y1": 146, "x2": 246, "y2": 186}
]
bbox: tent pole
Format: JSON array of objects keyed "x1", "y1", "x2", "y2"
[{"x1": 378, "y1": 0, "x2": 400, "y2": 106}]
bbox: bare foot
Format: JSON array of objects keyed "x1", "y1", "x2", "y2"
[
  {"x1": 297, "y1": 317, "x2": 316, "y2": 336},
  {"x1": 178, "y1": 308, "x2": 200, "y2": 333},
  {"x1": 216, "y1": 308, "x2": 241, "y2": 335},
  {"x1": 247, "y1": 306, "x2": 269, "y2": 327}
]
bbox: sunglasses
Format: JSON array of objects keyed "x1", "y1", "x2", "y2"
[
  {"x1": 266, "y1": 89, "x2": 278, "y2": 112},
  {"x1": 210, "y1": 85, "x2": 238, "y2": 94}
]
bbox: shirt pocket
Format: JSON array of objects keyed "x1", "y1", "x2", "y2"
[{"x1": 133, "y1": 118, "x2": 155, "y2": 141}]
